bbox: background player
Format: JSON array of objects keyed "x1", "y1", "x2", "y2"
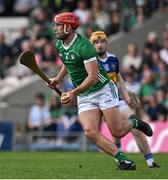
[{"x1": 90, "y1": 31, "x2": 160, "y2": 168}]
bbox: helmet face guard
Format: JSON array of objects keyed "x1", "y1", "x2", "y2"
[
  {"x1": 90, "y1": 31, "x2": 107, "y2": 43},
  {"x1": 54, "y1": 12, "x2": 79, "y2": 31}
]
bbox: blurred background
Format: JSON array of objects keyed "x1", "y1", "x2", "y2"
[{"x1": 0, "y1": 0, "x2": 167, "y2": 152}]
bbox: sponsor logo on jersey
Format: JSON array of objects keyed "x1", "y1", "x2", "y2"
[
  {"x1": 69, "y1": 53, "x2": 76, "y2": 60},
  {"x1": 103, "y1": 64, "x2": 110, "y2": 71}
]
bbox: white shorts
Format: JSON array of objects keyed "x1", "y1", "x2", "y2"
[
  {"x1": 119, "y1": 100, "x2": 129, "y2": 112},
  {"x1": 77, "y1": 82, "x2": 119, "y2": 114}
]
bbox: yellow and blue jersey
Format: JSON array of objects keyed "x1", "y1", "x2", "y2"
[
  {"x1": 98, "y1": 52, "x2": 119, "y2": 83},
  {"x1": 98, "y1": 52, "x2": 124, "y2": 100}
]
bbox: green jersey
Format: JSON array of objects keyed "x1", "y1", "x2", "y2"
[{"x1": 56, "y1": 34, "x2": 110, "y2": 96}]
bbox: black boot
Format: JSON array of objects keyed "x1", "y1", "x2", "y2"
[
  {"x1": 117, "y1": 160, "x2": 136, "y2": 170},
  {"x1": 129, "y1": 114, "x2": 153, "y2": 137}
]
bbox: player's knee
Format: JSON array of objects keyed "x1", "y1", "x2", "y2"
[
  {"x1": 112, "y1": 130, "x2": 124, "y2": 138},
  {"x1": 109, "y1": 125, "x2": 124, "y2": 138},
  {"x1": 84, "y1": 128, "x2": 98, "y2": 141}
]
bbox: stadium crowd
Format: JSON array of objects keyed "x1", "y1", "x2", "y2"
[
  {"x1": 0, "y1": 0, "x2": 167, "y2": 133},
  {"x1": 121, "y1": 30, "x2": 168, "y2": 122}
]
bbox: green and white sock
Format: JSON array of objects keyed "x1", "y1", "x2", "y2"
[
  {"x1": 129, "y1": 114, "x2": 138, "y2": 128},
  {"x1": 114, "y1": 151, "x2": 130, "y2": 162}
]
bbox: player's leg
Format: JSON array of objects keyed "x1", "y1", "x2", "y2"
[
  {"x1": 113, "y1": 137, "x2": 122, "y2": 151},
  {"x1": 79, "y1": 109, "x2": 136, "y2": 170},
  {"x1": 131, "y1": 129, "x2": 160, "y2": 168},
  {"x1": 101, "y1": 82, "x2": 153, "y2": 138},
  {"x1": 118, "y1": 100, "x2": 160, "y2": 168},
  {"x1": 100, "y1": 82, "x2": 133, "y2": 138},
  {"x1": 112, "y1": 100, "x2": 129, "y2": 151},
  {"x1": 102, "y1": 106, "x2": 154, "y2": 155},
  {"x1": 77, "y1": 92, "x2": 136, "y2": 170},
  {"x1": 102, "y1": 106, "x2": 133, "y2": 138},
  {"x1": 79, "y1": 109, "x2": 118, "y2": 155}
]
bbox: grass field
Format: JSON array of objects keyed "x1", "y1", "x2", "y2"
[{"x1": 0, "y1": 151, "x2": 167, "y2": 179}]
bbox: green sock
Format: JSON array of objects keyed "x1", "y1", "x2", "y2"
[
  {"x1": 114, "y1": 151, "x2": 129, "y2": 161},
  {"x1": 129, "y1": 114, "x2": 138, "y2": 128}
]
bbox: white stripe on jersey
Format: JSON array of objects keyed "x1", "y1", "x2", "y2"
[
  {"x1": 99, "y1": 73, "x2": 107, "y2": 81},
  {"x1": 98, "y1": 73, "x2": 107, "y2": 83},
  {"x1": 98, "y1": 76, "x2": 105, "y2": 83},
  {"x1": 84, "y1": 57, "x2": 97, "y2": 63}
]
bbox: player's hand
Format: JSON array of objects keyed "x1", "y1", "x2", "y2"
[
  {"x1": 61, "y1": 91, "x2": 75, "y2": 104},
  {"x1": 47, "y1": 77, "x2": 60, "y2": 89}
]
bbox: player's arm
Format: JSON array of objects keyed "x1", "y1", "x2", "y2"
[
  {"x1": 116, "y1": 73, "x2": 131, "y2": 105},
  {"x1": 71, "y1": 60, "x2": 99, "y2": 95},
  {"x1": 56, "y1": 64, "x2": 68, "y2": 81},
  {"x1": 117, "y1": 73, "x2": 141, "y2": 109},
  {"x1": 48, "y1": 64, "x2": 68, "y2": 89}
]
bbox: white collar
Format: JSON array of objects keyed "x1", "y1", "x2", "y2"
[{"x1": 62, "y1": 34, "x2": 77, "y2": 50}]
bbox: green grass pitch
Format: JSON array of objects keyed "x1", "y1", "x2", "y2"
[{"x1": 0, "y1": 151, "x2": 167, "y2": 179}]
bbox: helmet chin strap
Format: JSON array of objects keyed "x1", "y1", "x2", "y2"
[{"x1": 63, "y1": 24, "x2": 73, "y2": 34}]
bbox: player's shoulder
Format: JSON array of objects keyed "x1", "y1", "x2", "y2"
[
  {"x1": 106, "y1": 52, "x2": 119, "y2": 64},
  {"x1": 106, "y1": 52, "x2": 118, "y2": 59},
  {"x1": 76, "y1": 34, "x2": 96, "y2": 55},
  {"x1": 77, "y1": 34, "x2": 92, "y2": 45}
]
